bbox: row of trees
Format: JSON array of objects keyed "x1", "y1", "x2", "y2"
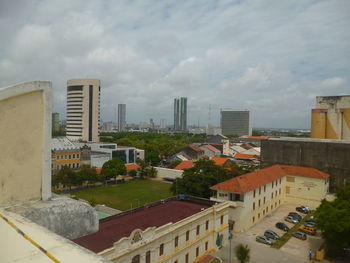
[{"x1": 170, "y1": 159, "x2": 254, "y2": 198}]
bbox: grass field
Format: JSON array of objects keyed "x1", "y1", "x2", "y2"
[{"x1": 73, "y1": 179, "x2": 173, "y2": 211}]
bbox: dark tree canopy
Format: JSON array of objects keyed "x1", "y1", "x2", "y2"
[
  {"x1": 315, "y1": 184, "x2": 350, "y2": 255},
  {"x1": 102, "y1": 158, "x2": 126, "y2": 179}
]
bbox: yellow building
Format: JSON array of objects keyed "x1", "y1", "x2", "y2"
[
  {"x1": 52, "y1": 137, "x2": 81, "y2": 172},
  {"x1": 211, "y1": 165, "x2": 330, "y2": 232},
  {"x1": 311, "y1": 95, "x2": 350, "y2": 139}
]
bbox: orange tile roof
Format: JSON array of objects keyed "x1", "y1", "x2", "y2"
[
  {"x1": 204, "y1": 144, "x2": 221, "y2": 153},
  {"x1": 234, "y1": 153, "x2": 258, "y2": 159},
  {"x1": 189, "y1": 145, "x2": 203, "y2": 152},
  {"x1": 95, "y1": 168, "x2": 102, "y2": 175},
  {"x1": 174, "y1": 161, "x2": 195, "y2": 170},
  {"x1": 210, "y1": 165, "x2": 330, "y2": 194},
  {"x1": 125, "y1": 163, "x2": 140, "y2": 171},
  {"x1": 211, "y1": 157, "x2": 229, "y2": 166}
]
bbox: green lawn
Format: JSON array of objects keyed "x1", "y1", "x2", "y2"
[{"x1": 73, "y1": 179, "x2": 173, "y2": 211}]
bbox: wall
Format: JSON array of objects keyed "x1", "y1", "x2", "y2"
[
  {"x1": 261, "y1": 138, "x2": 350, "y2": 192},
  {"x1": 0, "y1": 81, "x2": 51, "y2": 205},
  {"x1": 100, "y1": 202, "x2": 230, "y2": 263},
  {"x1": 155, "y1": 167, "x2": 183, "y2": 180}
]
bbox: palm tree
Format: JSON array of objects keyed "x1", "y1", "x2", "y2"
[{"x1": 235, "y1": 243, "x2": 250, "y2": 263}]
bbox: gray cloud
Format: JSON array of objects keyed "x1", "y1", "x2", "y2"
[{"x1": 0, "y1": 0, "x2": 349, "y2": 128}]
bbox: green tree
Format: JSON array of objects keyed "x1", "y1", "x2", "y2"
[
  {"x1": 102, "y1": 158, "x2": 126, "y2": 179},
  {"x1": 315, "y1": 184, "x2": 350, "y2": 255},
  {"x1": 235, "y1": 244, "x2": 250, "y2": 263},
  {"x1": 57, "y1": 166, "x2": 76, "y2": 189},
  {"x1": 136, "y1": 159, "x2": 149, "y2": 178},
  {"x1": 146, "y1": 166, "x2": 158, "y2": 178},
  {"x1": 128, "y1": 169, "x2": 137, "y2": 177},
  {"x1": 78, "y1": 165, "x2": 98, "y2": 186}
]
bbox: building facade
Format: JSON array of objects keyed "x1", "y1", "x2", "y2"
[
  {"x1": 118, "y1": 104, "x2": 126, "y2": 132},
  {"x1": 174, "y1": 97, "x2": 187, "y2": 132},
  {"x1": 211, "y1": 165, "x2": 329, "y2": 232},
  {"x1": 311, "y1": 95, "x2": 350, "y2": 140},
  {"x1": 74, "y1": 197, "x2": 230, "y2": 263},
  {"x1": 52, "y1": 137, "x2": 81, "y2": 173},
  {"x1": 52, "y1": 112, "x2": 60, "y2": 132},
  {"x1": 220, "y1": 109, "x2": 251, "y2": 136},
  {"x1": 66, "y1": 79, "x2": 101, "y2": 142}
]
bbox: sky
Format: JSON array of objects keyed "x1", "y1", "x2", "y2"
[{"x1": 0, "y1": 0, "x2": 349, "y2": 129}]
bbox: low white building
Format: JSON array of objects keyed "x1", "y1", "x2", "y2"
[
  {"x1": 210, "y1": 165, "x2": 330, "y2": 232},
  {"x1": 74, "y1": 197, "x2": 231, "y2": 263}
]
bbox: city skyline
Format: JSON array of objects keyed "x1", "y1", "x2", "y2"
[{"x1": 0, "y1": 1, "x2": 349, "y2": 129}]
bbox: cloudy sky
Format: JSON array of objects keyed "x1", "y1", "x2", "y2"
[{"x1": 0, "y1": 0, "x2": 349, "y2": 128}]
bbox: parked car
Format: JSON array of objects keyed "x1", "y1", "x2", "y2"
[
  {"x1": 299, "y1": 225, "x2": 316, "y2": 235},
  {"x1": 288, "y1": 212, "x2": 302, "y2": 221},
  {"x1": 264, "y1": 230, "x2": 280, "y2": 240},
  {"x1": 305, "y1": 217, "x2": 316, "y2": 224},
  {"x1": 256, "y1": 235, "x2": 273, "y2": 245},
  {"x1": 285, "y1": 216, "x2": 299, "y2": 224},
  {"x1": 276, "y1": 222, "x2": 289, "y2": 232},
  {"x1": 300, "y1": 205, "x2": 311, "y2": 212},
  {"x1": 292, "y1": 231, "x2": 307, "y2": 240},
  {"x1": 296, "y1": 206, "x2": 310, "y2": 214},
  {"x1": 303, "y1": 222, "x2": 316, "y2": 228}
]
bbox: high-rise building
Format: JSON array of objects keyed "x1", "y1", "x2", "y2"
[
  {"x1": 220, "y1": 109, "x2": 251, "y2": 136},
  {"x1": 66, "y1": 79, "x2": 101, "y2": 142},
  {"x1": 160, "y1": 118, "x2": 166, "y2": 129},
  {"x1": 52, "y1": 112, "x2": 60, "y2": 132},
  {"x1": 174, "y1": 97, "x2": 187, "y2": 131},
  {"x1": 311, "y1": 95, "x2": 350, "y2": 140},
  {"x1": 118, "y1": 104, "x2": 126, "y2": 132}
]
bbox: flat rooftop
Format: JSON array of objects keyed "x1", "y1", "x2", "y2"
[
  {"x1": 73, "y1": 199, "x2": 211, "y2": 253},
  {"x1": 267, "y1": 137, "x2": 350, "y2": 144}
]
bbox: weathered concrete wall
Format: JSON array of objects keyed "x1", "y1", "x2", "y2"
[
  {"x1": 261, "y1": 138, "x2": 350, "y2": 192},
  {"x1": 0, "y1": 81, "x2": 52, "y2": 205},
  {"x1": 154, "y1": 167, "x2": 183, "y2": 180},
  {"x1": 6, "y1": 195, "x2": 99, "y2": 240}
]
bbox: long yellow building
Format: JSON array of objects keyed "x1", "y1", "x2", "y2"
[{"x1": 311, "y1": 95, "x2": 350, "y2": 140}]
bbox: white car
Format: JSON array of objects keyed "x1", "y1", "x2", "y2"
[{"x1": 285, "y1": 216, "x2": 299, "y2": 224}]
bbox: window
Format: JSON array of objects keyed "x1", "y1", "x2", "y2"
[
  {"x1": 253, "y1": 202, "x2": 255, "y2": 210},
  {"x1": 286, "y1": 176, "x2": 295, "y2": 182},
  {"x1": 186, "y1": 230, "x2": 190, "y2": 241},
  {"x1": 205, "y1": 241, "x2": 208, "y2": 251},
  {"x1": 263, "y1": 197, "x2": 266, "y2": 204},
  {"x1": 272, "y1": 181, "x2": 274, "y2": 188},
  {"x1": 264, "y1": 185, "x2": 266, "y2": 192},
  {"x1": 220, "y1": 215, "x2": 224, "y2": 225},
  {"x1": 253, "y1": 190, "x2": 256, "y2": 198},
  {"x1": 146, "y1": 251, "x2": 151, "y2": 263},
  {"x1": 266, "y1": 206, "x2": 269, "y2": 212},
  {"x1": 252, "y1": 216, "x2": 255, "y2": 223},
  {"x1": 271, "y1": 204, "x2": 273, "y2": 210},
  {"x1": 132, "y1": 255, "x2": 140, "y2": 263},
  {"x1": 185, "y1": 253, "x2": 189, "y2": 263},
  {"x1": 279, "y1": 200, "x2": 281, "y2": 205},
  {"x1": 275, "y1": 202, "x2": 277, "y2": 207},
  {"x1": 73, "y1": 154, "x2": 75, "y2": 158},
  {"x1": 263, "y1": 209, "x2": 265, "y2": 216},
  {"x1": 258, "y1": 213, "x2": 260, "y2": 219},
  {"x1": 258, "y1": 199, "x2": 261, "y2": 207},
  {"x1": 271, "y1": 193, "x2": 274, "y2": 199},
  {"x1": 205, "y1": 220, "x2": 209, "y2": 230},
  {"x1": 174, "y1": 261, "x2": 178, "y2": 263},
  {"x1": 159, "y1": 244, "x2": 164, "y2": 256},
  {"x1": 279, "y1": 189, "x2": 281, "y2": 195},
  {"x1": 196, "y1": 225, "x2": 200, "y2": 235},
  {"x1": 259, "y1": 187, "x2": 261, "y2": 195},
  {"x1": 175, "y1": 236, "x2": 178, "y2": 247},
  {"x1": 279, "y1": 178, "x2": 281, "y2": 184},
  {"x1": 196, "y1": 247, "x2": 199, "y2": 257},
  {"x1": 286, "y1": 186, "x2": 290, "y2": 194},
  {"x1": 275, "y1": 190, "x2": 277, "y2": 197}
]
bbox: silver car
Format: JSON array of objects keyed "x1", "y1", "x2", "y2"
[
  {"x1": 256, "y1": 235, "x2": 273, "y2": 245},
  {"x1": 285, "y1": 215, "x2": 299, "y2": 224}
]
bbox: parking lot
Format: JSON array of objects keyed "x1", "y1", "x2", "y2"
[{"x1": 242, "y1": 203, "x2": 324, "y2": 261}]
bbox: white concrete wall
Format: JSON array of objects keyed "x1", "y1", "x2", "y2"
[
  {"x1": 0, "y1": 81, "x2": 51, "y2": 205},
  {"x1": 155, "y1": 167, "x2": 183, "y2": 180}
]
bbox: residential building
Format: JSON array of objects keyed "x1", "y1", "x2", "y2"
[
  {"x1": 52, "y1": 112, "x2": 60, "y2": 132},
  {"x1": 174, "y1": 97, "x2": 187, "y2": 132},
  {"x1": 211, "y1": 165, "x2": 330, "y2": 232},
  {"x1": 73, "y1": 196, "x2": 230, "y2": 263},
  {"x1": 200, "y1": 144, "x2": 221, "y2": 158},
  {"x1": 52, "y1": 137, "x2": 81, "y2": 172},
  {"x1": 101, "y1": 121, "x2": 115, "y2": 132},
  {"x1": 117, "y1": 104, "x2": 126, "y2": 132},
  {"x1": 136, "y1": 149, "x2": 145, "y2": 161},
  {"x1": 211, "y1": 157, "x2": 231, "y2": 167},
  {"x1": 66, "y1": 79, "x2": 101, "y2": 142},
  {"x1": 174, "y1": 160, "x2": 195, "y2": 170},
  {"x1": 220, "y1": 109, "x2": 251, "y2": 136},
  {"x1": 311, "y1": 95, "x2": 350, "y2": 140},
  {"x1": 172, "y1": 145, "x2": 204, "y2": 161},
  {"x1": 261, "y1": 137, "x2": 350, "y2": 191}
]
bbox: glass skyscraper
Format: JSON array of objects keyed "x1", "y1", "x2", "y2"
[{"x1": 174, "y1": 97, "x2": 187, "y2": 132}]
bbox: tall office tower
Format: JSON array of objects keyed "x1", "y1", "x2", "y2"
[
  {"x1": 311, "y1": 95, "x2": 350, "y2": 140},
  {"x1": 118, "y1": 104, "x2": 126, "y2": 132},
  {"x1": 52, "y1": 112, "x2": 60, "y2": 132},
  {"x1": 174, "y1": 97, "x2": 187, "y2": 131},
  {"x1": 220, "y1": 109, "x2": 251, "y2": 136},
  {"x1": 66, "y1": 79, "x2": 101, "y2": 142},
  {"x1": 160, "y1": 119, "x2": 166, "y2": 129}
]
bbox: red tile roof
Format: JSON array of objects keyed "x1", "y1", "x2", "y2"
[
  {"x1": 73, "y1": 200, "x2": 210, "y2": 253},
  {"x1": 234, "y1": 153, "x2": 258, "y2": 159},
  {"x1": 174, "y1": 161, "x2": 195, "y2": 170},
  {"x1": 189, "y1": 145, "x2": 203, "y2": 152},
  {"x1": 95, "y1": 168, "x2": 102, "y2": 175},
  {"x1": 204, "y1": 144, "x2": 221, "y2": 153},
  {"x1": 211, "y1": 157, "x2": 229, "y2": 167},
  {"x1": 210, "y1": 165, "x2": 330, "y2": 194},
  {"x1": 125, "y1": 163, "x2": 140, "y2": 171}
]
